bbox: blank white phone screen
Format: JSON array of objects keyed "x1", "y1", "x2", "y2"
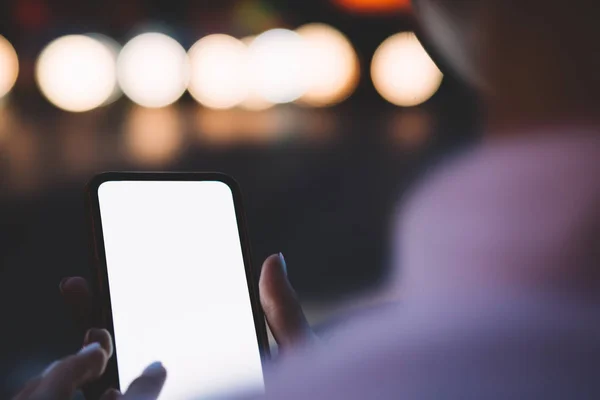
[{"x1": 98, "y1": 180, "x2": 264, "y2": 400}]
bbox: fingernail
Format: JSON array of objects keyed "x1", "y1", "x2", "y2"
[
  {"x1": 279, "y1": 252, "x2": 287, "y2": 276},
  {"x1": 59, "y1": 277, "x2": 72, "y2": 291},
  {"x1": 42, "y1": 361, "x2": 60, "y2": 377},
  {"x1": 143, "y1": 361, "x2": 164, "y2": 376},
  {"x1": 83, "y1": 328, "x2": 92, "y2": 344},
  {"x1": 84, "y1": 328, "x2": 103, "y2": 343},
  {"x1": 79, "y1": 342, "x2": 102, "y2": 355},
  {"x1": 104, "y1": 389, "x2": 122, "y2": 397}
]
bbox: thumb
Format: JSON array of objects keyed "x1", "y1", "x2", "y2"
[{"x1": 259, "y1": 253, "x2": 315, "y2": 349}]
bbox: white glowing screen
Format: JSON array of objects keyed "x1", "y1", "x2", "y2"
[{"x1": 98, "y1": 180, "x2": 264, "y2": 399}]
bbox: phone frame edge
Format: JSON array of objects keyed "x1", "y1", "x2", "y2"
[{"x1": 84, "y1": 171, "x2": 272, "y2": 392}]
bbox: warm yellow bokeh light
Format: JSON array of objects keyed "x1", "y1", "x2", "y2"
[
  {"x1": 124, "y1": 106, "x2": 183, "y2": 165},
  {"x1": 240, "y1": 36, "x2": 256, "y2": 46},
  {"x1": 0, "y1": 36, "x2": 19, "y2": 100},
  {"x1": 389, "y1": 109, "x2": 432, "y2": 149},
  {"x1": 371, "y1": 32, "x2": 443, "y2": 107},
  {"x1": 247, "y1": 29, "x2": 310, "y2": 104},
  {"x1": 196, "y1": 108, "x2": 281, "y2": 145},
  {"x1": 85, "y1": 33, "x2": 122, "y2": 105},
  {"x1": 118, "y1": 33, "x2": 190, "y2": 108},
  {"x1": 188, "y1": 34, "x2": 249, "y2": 109},
  {"x1": 296, "y1": 23, "x2": 359, "y2": 107},
  {"x1": 334, "y1": 0, "x2": 411, "y2": 14},
  {"x1": 36, "y1": 35, "x2": 116, "y2": 112},
  {"x1": 239, "y1": 36, "x2": 275, "y2": 111},
  {"x1": 239, "y1": 94, "x2": 274, "y2": 111},
  {"x1": 0, "y1": 105, "x2": 16, "y2": 144}
]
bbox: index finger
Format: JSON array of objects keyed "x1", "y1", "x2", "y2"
[{"x1": 34, "y1": 343, "x2": 109, "y2": 398}]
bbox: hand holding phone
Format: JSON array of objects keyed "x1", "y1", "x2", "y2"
[
  {"x1": 11, "y1": 329, "x2": 166, "y2": 400},
  {"x1": 86, "y1": 173, "x2": 268, "y2": 399},
  {"x1": 76, "y1": 174, "x2": 312, "y2": 398},
  {"x1": 60, "y1": 254, "x2": 314, "y2": 398}
]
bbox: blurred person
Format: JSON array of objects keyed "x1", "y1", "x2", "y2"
[{"x1": 17, "y1": 0, "x2": 600, "y2": 398}]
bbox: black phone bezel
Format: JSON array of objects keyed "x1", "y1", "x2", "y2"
[{"x1": 85, "y1": 171, "x2": 271, "y2": 392}]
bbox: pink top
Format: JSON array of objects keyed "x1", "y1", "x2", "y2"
[
  {"x1": 398, "y1": 130, "x2": 600, "y2": 301},
  {"x1": 238, "y1": 131, "x2": 600, "y2": 399}
]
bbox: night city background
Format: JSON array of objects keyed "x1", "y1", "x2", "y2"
[{"x1": 0, "y1": 0, "x2": 479, "y2": 396}]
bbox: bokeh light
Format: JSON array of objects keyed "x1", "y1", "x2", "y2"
[
  {"x1": 4, "y1": 122, "x2": 40, "y2": 194},
  {"x1": 296, "y1": 23, "x2": 359, "y2": 107},
  {"x1": 239, "y1": 36, "x2": 274, "y2": 111},
  {"x1": 57, "y1": 114, "x2": 101, "y2": 175},
  {"x1": 85, "y1": 33, "x2": 122, "y2": 105},
  {"x1": 240, "y1": 36, "x2": 256, "y2": 46},
  {"x1": 0, "y1": 105, "x2": 16, "y2": 144},
  {"x1": 239, "y1": 94, "x2": 274, "y2": 111},
  {"x1": 0, "y1": 36, "x2": 19, "y2": 101},
  {"x1": 371, "y1": 32, "x2": 443, "y2": 107},
  {"x1": 36, "y1": 35, "x2": 116, "y2": 112},
  {"x1": 389, "y1": 109, "x2": 433, "y2": 149},
  {"x1": 188, "y1": 34, "x2": 248, "y2": 109},
  {"x1": 334, "y1": 0, "x2": 411, "y2": 14},
  {"x1": 196, "y1": 108, "x2": 281, "y2": 145},
  {"x1": 124, "y1": 106, "x2": 184, "y2": 165},
  {"x1": 247, "y1": 29, "x2": 310, "y2": 104},
  {"x1": 118, "y1": 33, "x2": 190, "y2": 108}
]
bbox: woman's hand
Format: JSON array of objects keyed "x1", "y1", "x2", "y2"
[
  {"x1": 257, "y1": 253, "x2": 318, "y2": 348},
  {"x1": 12, "y1": 329, "x2": 166, "y2": 400},
  {"x1": 60, "y1": 253, "x2": 316, "y2": 352}
]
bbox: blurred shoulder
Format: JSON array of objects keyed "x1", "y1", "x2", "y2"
[{"x1": 259, "y1": 294, "x2": 600, "y2": 400}]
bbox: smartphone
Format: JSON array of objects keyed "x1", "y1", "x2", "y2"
[{"x1": 85, "y1": 172, "x2": 269, "y2": 400}]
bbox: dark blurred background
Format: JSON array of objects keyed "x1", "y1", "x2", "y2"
[{"x1": 0, "y1": 0, "x2": 479, "y2": 396}]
